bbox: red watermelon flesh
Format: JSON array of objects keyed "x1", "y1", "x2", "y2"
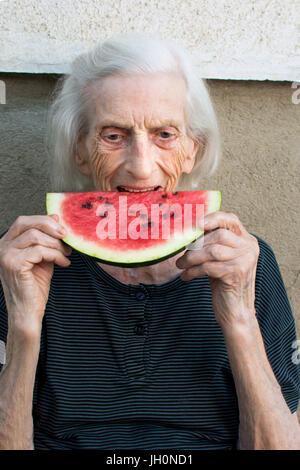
[{"x1": 46, "y1": 190, "x2": 221, "y2": 267}]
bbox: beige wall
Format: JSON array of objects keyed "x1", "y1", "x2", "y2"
[
  {"x1": 0, "y1": 74, "x2": 299, "y2": 415},
  {"x1": 202, "y1": 80, "x2": 300, "y2": 341}
]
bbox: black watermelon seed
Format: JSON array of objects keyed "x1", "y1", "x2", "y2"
[
  {"x1": 86, "y1": 202, "x2": 93, "y2": 209},
  {"x1": 99, "y1": 196, "x2": 103, "y2": 200},
  {"x1": 174, "y1": 191, "x2": 178, "y2": 195},
  {"x1": 161, "y1": 194, "x2": 167, "y2": 198},
  {"x1": 141, "y1": 221, "x2": 153, "y2": 229},
  {"x1": 81, "y1": 204, "x2": 87, "y2": 208}
]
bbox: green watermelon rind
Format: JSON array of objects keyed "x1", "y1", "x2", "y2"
[{"x1": 46, "y1": 191, "x2": 222, "y2": 267}]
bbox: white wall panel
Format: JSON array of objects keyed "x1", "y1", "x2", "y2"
[{"x1": 0, "y1": 0, "x2": 299, "y2": 80}]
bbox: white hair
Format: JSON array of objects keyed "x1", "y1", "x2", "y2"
[{"x1": 46, "y1": 34, "x2": 221, "y2": 191}]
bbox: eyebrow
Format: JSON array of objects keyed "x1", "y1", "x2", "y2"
[{"x1": 95, "y1": 120, "x2": 182, "y2": 131}]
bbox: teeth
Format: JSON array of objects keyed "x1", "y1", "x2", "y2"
[{"x1": 119, "y1": 186, "x2": 158, "y2": 193}]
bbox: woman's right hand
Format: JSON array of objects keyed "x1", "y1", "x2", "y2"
[{"x1": 0, "y1": 214, "x2": 72, "y2": 336}]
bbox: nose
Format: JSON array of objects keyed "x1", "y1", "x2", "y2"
[{"x1": 125, "y1": 134, "x2": 154, "y2": 180}]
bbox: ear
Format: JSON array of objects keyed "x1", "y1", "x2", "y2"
[
  {"x1": 182, "y1": 138, "x2": 200, "y2": 174},
  {"x1": 75, "y1": 135, "x2": 92, "y2": 176}
]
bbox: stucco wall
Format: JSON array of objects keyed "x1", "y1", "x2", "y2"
[
  {"x1": 0, "y1": 0, "x2": 299, "y2": 80},
  {"x1": 0, "y1": 74, "x2": 299, "y2": 346}
]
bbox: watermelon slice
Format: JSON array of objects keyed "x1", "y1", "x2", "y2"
[{"x1": 46, "y1": 190, "x2": 221, "y2": 267}]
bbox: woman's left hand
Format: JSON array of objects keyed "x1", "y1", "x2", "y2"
[{"x1": 176, "y1": 211, "x2": 260, "y2": 330}]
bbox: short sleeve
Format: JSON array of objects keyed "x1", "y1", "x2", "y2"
[{"x1": 254, "y1": 235, "x2": 300, "y2": 414}]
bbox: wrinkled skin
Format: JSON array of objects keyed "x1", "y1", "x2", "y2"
[
  {"x1": 0, "y1": 214, "x2": 71, "y2": 335},
  {"x1": 75, "y1": 72, "x2": 260, "y2": 328},
  {"x1": 76, "y1": 73, "x2": 197, "y2": 192},
  {"x1": 75, "y1": 73, "x2": 200, "y2": 286},
  {"x1": 176, "y1": 212, "x2": 260, "y2": 329}
]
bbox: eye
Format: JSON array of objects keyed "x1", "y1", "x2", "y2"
[
  {"x1": 159, "y1": 131, "x2": 173, "y2": 139},
  {"x1": 100, "y1": 127, "x2": 128, "y2": 144},
  {"x1": 105, "y1": 134, "x2": 121, "y2": 141},
  {"x1": 154, "y1": 129, "x2": 178, "y2": 147}
]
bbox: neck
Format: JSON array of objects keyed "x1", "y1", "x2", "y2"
[{"x1": 97, "y1": 252, "x2": 185, "y2": 285}]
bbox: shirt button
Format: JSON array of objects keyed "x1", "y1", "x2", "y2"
[
  {"x1": 134, "y1": 324, "x2": 145, "y2": 335},
  {"x1": 135, "y1": 291, "x2": 145, "y2": 301}
]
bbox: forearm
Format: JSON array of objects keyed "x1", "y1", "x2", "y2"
[
  {"x1": 0, "y1": 324, "x2": 41, "y2": 450},
  {"x1": 222, "y1": 314, "x2": 300, "y2": 450}
]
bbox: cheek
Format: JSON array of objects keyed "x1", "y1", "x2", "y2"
[
  {"x1": 162, "y1": 141, "x2": 188, "y2": 191},
  {"x1": 89, "y1": 140, "x2": 118, "y2": 190}
]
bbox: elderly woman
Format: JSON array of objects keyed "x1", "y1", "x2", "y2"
[{"x1": 0, "y1": 35, "x2": 299, "y2": 450}]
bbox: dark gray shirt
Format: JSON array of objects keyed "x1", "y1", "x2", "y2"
[{"x1": 0, "y1": 235, "x2": 299, "y2": 450}]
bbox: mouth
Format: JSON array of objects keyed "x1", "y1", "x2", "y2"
[{"x1": 117, "y1": 186, "x2": 161, "y2": 193}]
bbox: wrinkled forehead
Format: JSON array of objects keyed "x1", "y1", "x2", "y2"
[{"x1": 87, "y1": 72, "x2": 188, "y2": 131}]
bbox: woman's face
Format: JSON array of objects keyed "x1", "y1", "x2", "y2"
[{"x1": 76, "y1": 73, "x2": 199, "y2": 192}]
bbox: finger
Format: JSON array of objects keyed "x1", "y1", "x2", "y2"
[
  {"x1": 176, "y1": 244, "x2": 238, "y2": 269},
  {"x1": 6, "y1": 215, "x2": 66, "y2": 241},
  {"x1": 21, "y1": 245, "x2": 71, "y2": 268},
  {"x1": 12, "y1": 228, "x2": 72, "y2": 256},
  {"x1": 50, "y1": 214, "x2": 59, "y2": 223},
  {"x1": 203, "y1": 228, "x2": 245, "y2": 249},
  {"x1": 203, "y1": 212, "x2": 245, "y2": 236},
  {"x1": 180, "y1": 261, "x2": 225, "y2": 281}
]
